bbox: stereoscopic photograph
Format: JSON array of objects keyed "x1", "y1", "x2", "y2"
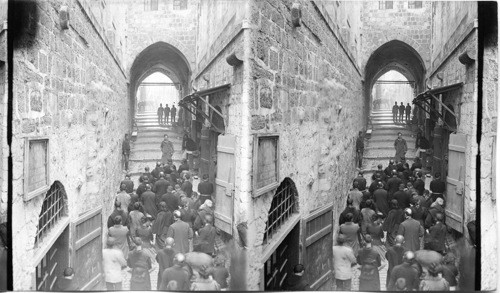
[{"x1": 0, "y1": 0, "x2": 497, "y2": 291}]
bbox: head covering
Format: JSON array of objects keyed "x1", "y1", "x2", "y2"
[{"x1": 204, "y1": 200, "x2": 213, "y2": 208}]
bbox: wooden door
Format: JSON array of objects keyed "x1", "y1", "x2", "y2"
[
  {"x1": 445, "y1": 133, "x2": 466, "y2": 232},
  {"x1": 303, "y1": 205, "x2": 333, "y2": 290},
  {"x1": 35, "y1": 227, "x2": 69, "y2": 291},
  {"x1": 214, "y1": 135, "x2": 235, "y2": 235},
  {"x1": 264, "y1": 223, "x2": 300, "y2": 290},
  {"x1": 72, "y1": 207, "x2": 102, "y2": 290}
]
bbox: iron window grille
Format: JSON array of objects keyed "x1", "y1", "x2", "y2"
[
  {"x1": 34, "y1": 183, "x2": 66, "y2": 247},
  {"x1": 379, "y1": 1, "x2": 394, "y2": 9},
  {"x1": 173, "y1": 0, "x2": 188, "y2": 10},
  {"x1": 408, "y1": 1, "x2": 423, "y2": 9},
  {"x1": 263, "y1": 180, "x2": 297, "y2": 243}
]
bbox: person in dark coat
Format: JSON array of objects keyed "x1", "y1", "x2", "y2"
[
  {"x1": 356, "y1": 131, "x2": 364, "y2": 168},
  {"x1": 164, "y1": 104, "x2": 170, "y2": 124},
  {"x1": 398, "y1": 102, "x2": 405, "y2": 123},
  {"x1": 107, "y1": 201, "x2": 128, "y2": 229},
  {"x1": 152, "y1": 202, "x2": 174, "y2": 249},
  {"x1": 128, "y1": 237, "x2": 152, "y2": 291},
  {"x1": 384, "y1": 159, "x2": 396, "y2": 178},
  {"x1": 392, "y1": 102, "x2": 399, "y2": 122},
  {"x1": 178, "y1": 158, "x2": 190, "y2": 174},
  {"x1": 394, "y1": 183, "x2": 411, "y2": 209},
  {"x1": 54, "y1": 267, "x2": 79, "y2": 291},
  {"x1": 430, "y1": 172, "x2": 446, "y2": 201},
  {"x1": 353, "y1": 172, "x2": 367, "y2": 191},
  {"x1": 157, "y1": 103, "x2": 164, "y2": 125},
  {"x1": 398, "y1": 208, "x2": 424, "y2": 252},
  {"x1": 382, "y1": 200, "x2": 404, "y2": 246},
  {"x1": 405, "y1": 103, "x2": 411, "y2": 122},
  {"x1": 373, "y1": 182, "x2": 390, "y2": 216},
  {"x1": 120, "y1": 174, "x2": 134, "y2": 194},
  {"x1": 388, "y1": 251, "x2": 420, "y2": 291},
  {"x1": 122, "y1": 134, "x2": 131, "y2": 171},
  {"x1": 424, "y1": 198, "x2": 445, "y2": 229},
  {"x1": 153, "y1": 172, "x2": 170, "y2": 199},
  {"x1": 181, "y1": 174, "x2": 193, "y2": 198},
  {"x1": 372, "y1": 164, "x2": 387, "y2": 182},
  {"x1": 197, "y1": 174, "x2": 214, "y2": 204},
  {"x1": 410, "y1": 157, "x2": 423, "y2": 172},
  {"x1": 139, "y1": 166, "x2": 154, "y2": 184},
  {"x1": 151, "y1": 161, "x2": 164, "y2": 181},
  {"x1": 167, "y1": 210, "x2": 193, "y2": 254},
  {"x1": 156, "y1": 237, "x2": 177, "y2": 290},
  {"x1": 369, "y1": 174, "x2": 384, "y2": 195},
  {"x1": 410, "y1": 197, "x2": 427, "y2": 228},
  {"x1": 212, "y1": 255, "x2": 230, "y2": 290},
  {"x1": 357, "y1": 235, "x2": 382, "y2": 291},
  {"x1": 386, "y1": 170, "x2": 403, "y2": 202},
  {"x1": 194, "y1": 214, "x2": 217, "y2": 256},
  {"x1": 385, "y1": 235, "x2": 406, "y2": 288},
  {"x1": 282, "y1": 264, "x2": 310, "y2": 291},
  {"x1": 424, "y1": 212, "x2": 447, "y2": 254},
  {"x1": 160, "y1": 253, "x2": 190, "y2": 290},
  {"x1": 136, "y1": 176, "x2": 150, "y2": 197},
  {"x1": 413, "y1": 172, "x2": 425, "y2": 195},
  {"x1": 163, "y1": 186, "x2": 180, "y2": 213},
  {"x1": 339, "y1": 198, "x2": 361, "y2": 225},
  {"x1": 441, "y1": 252, "x2": 458, "y2": 290},
  {"x1": 394, "y1": 132, "x2": 408, "y2": 163},
  {"x1": 171, "y1": 105, "x2": 177, "y2": 124},
  {"x1": 141, "y1": 184, "x2": 158, "y2": 218}
]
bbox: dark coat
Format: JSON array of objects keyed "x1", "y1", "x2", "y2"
[
  {"x1": 373, "y1": 188, "x2": 390, "y2": 216},
  {"x1": 425, "y1": 222, "x2": 447, "y2": 252},
  {"x1": 388, "y1": 262, "x2": 419, "y2": 291},
  {"x1": 128, "y1": 249, "x2": 152, "y2": 290},
  {"x1": 282, "y1": 274, "x2": 310, "y2": 291},
  {"x1": 413, "y1": 179, "x2": 425, "y2": 195},
  {"x1": 382, "y1": 208, "x2": 404, "y2": 246},
  {"x1": 141, "y1": 190, "x2": 158, "y2": 218},
  {"x1": 156, "y1": 247, "x2": 177, "y2": 290},
  {"x1": 385, "y1": 245, "x2": 405, "y2": 277},
  {"x1": 354, "y1": 177, "x2": 367, "y2": 191},
  {"x1": 153, "y1": 179, "x2": 170, "y2": 198},
  {"x1": 160, "y1": 264, "x2": 190, "y2": 291},
  {"x1": 397, "y1": 218, "x2": 424, "y2": 252},
  {"x1": 339, "y1": 206, "x2": 361, "y2": 225},
  {"x1": 194, "y1": 224, "x2": 217, "y2": 254},
  {"x1": 393, "y1": 190, "x2": 411, "y2": 209},
  {"x1": 107, "y1": 209, "x2": 129, "y2": 229},
  {"x1": 162, "y1": 192, "x2": 180, "y2": 213},
  {"x1": 181, "y1": 181, "x2": 193, "y2": 197},
  {"x1": 120, "y1": 179, "x2": 134, "y2": 194},
  {"x1": 386, "y1": 177, "x2": 403, "y2": 197},
  {"x1": 357, "y1": 247, "x2": 382, "y2": 291}
]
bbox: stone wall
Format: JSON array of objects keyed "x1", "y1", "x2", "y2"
[
  {"x1": 0, "y1": 1, "x2": 6, "y2": 223},
  {"x1": 479, "y1": 3, "x2": 498, "y2": 289},
  {"x1": 11, "y1": 0, "x2": 128, "y2": 289},
  {"x1": 361, "y1": 1, "x2": 432, "y2": 69},
  {"x1": 247, "y1": 0, "x2": 364, "y2": 289},
  {"x1": 193, "y1": 0, "x2": 251, "y2": 257},
  {"x1": 427, "y1": 3, "x2": 478, "y2": 230},
  {"x1": 124, "y1": 0, "x2": 198, "y2": 72}
]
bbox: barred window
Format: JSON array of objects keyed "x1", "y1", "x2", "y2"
[
  {"x1": 379, "y1": 1, "x2": 394, "y2": 9},
  {"x1": 173, "y1": 0, "x2": 188, "y2": 10},
  {"x1": 35, "y1": 182, "x2": 67, "y2": 247},
  {"x1": 263, "y1": 179, "x2": 297, "y2": 243},
  {"x1": 408, "y1": 1, "x2": 423, "y2": 9}
]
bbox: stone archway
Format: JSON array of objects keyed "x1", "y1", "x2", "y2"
[
  {"x1": 364, "y1": 40, "x2": 426, "y2": 117},
  {"x1": 129, "y1": 41, "x2": 192, "y2": 123}
]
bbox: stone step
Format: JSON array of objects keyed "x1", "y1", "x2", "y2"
[
  {"x1": 367, "y1": 134, "x2": 416, "y2": 142},
  {"x1": 372, "y1": 125, "x2": 409, "y2": 131},
  {"x1": 369, "y1": 129, "x2": 414, "y2": 136},
  {"x1": 130, "y1": 149, "x2": 185, "y2": 161},
  {"x1": 136, "y1": 127, "x2": 183, "y2": 133},
  {"x1": 364, "y1": 148, "x2": 416, "y2": 158},
  {"x1": 366, "y1": 140, "x2": 416, "y2": 148},
  {"x1": 133, "y1": 137, "x2": 183, "y2": 146}
]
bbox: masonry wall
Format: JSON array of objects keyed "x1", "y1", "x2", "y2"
[
  {"x1": 124, "y1": 0, "x2": 198, "y2": 72},
  {"x1": 479, "y1": 6, "x2": 498, "y2": 290},
  {"x1": 11, "y1": 0, "x2": 128, "y2": 289},
  {"x1": 0, "y1": 0, "x2": 6, "y2": 223},
  {"x1": 194, "y1": 0, "x2": 250, "y2": 247},
  {"x1": 427, "y1": 2, "x2": 478, "y2": 229},
  {"x1": 361, "y1": 1, "x2": 432, "y2": 69},
  {"x1": 247, "y1": 0, "x2": 364, "y2": 289}
]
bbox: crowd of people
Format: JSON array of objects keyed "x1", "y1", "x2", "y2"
[
  {"x1": 102, "y1": 159, "x2": 229, "y2": 291},
  {"x1": 157, "y1": 103, "x2": 181, "y2": 126},
  {"x1": 331, "y1": 156, "x2": 476, "y2": 291}
]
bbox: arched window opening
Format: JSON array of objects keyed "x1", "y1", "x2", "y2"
[
  {"x1": 35, "y1": 182, "x2": 67, "y2": 247},
  {"x1": 263, "y1": 179, "x2": 298, "y2": 244}
]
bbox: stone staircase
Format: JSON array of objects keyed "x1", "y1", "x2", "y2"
[
  {"x1": 361, "y1": 109, "x2": 417, "y2": 184},
  {"x1": 129, "y1": 111, "x2": 184, "y2": 184}
]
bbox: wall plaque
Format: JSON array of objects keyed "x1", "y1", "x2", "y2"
[
  {"x1": 253, "y1": 134, "x2": 280, "y2": 197},
  {"x1": 24, "y1": 138, "x2": 50, "y2": 201}
]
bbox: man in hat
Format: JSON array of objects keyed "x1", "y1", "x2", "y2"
[
  {"x1": 157, "y1": 103, "x2": 164, "y2": 125},
  {"x1": 102, "y1": 237, "x2": 127, "y2": 290},
  {"x1": 399, "y1": 102, "x2": 405, "y2": 123},
  {"x1": 164, "y1": 104, "x2": 170, "y2": 124},
  {"x1": 392, "y1": 102, "x2": 399, "y2": 123},
  {"x1": 122, "y1": 134, "x2": 131, "y2": 171},
  {"x1": 161, "y1": 134, "x2": 174, "y2": 165},
  {"x1": 54, "y1": 267, "x2": 79, "y2": 291},
  {"x1": 356, "y1": 131, "x2": 365, "y2": 169},
  {"x1": 385, "y1": 235, "x2": 405, "y2": 288},
  {"x1": 107, "y1": 201, "x2": 128, "y2": 229},
  {"x1": 120, "y1": 174, "x2": 134, "y2": 194}
]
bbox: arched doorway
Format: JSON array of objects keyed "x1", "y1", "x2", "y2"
[
  {"x1": 135, "y1": 72, "x2": 181, "y2": 114},
  {"x1": 263, "y1": 178, "x2": 300, "y2": 291},
  {"x1": 129, "y1": 41, "x2": 191, "y2": 124},
  {"x1": 364, "y1": 40, "x2": 426, "y2": 119},
  {"x1": 34, "y1": 181, "x2": 69, "y2": 291}
]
